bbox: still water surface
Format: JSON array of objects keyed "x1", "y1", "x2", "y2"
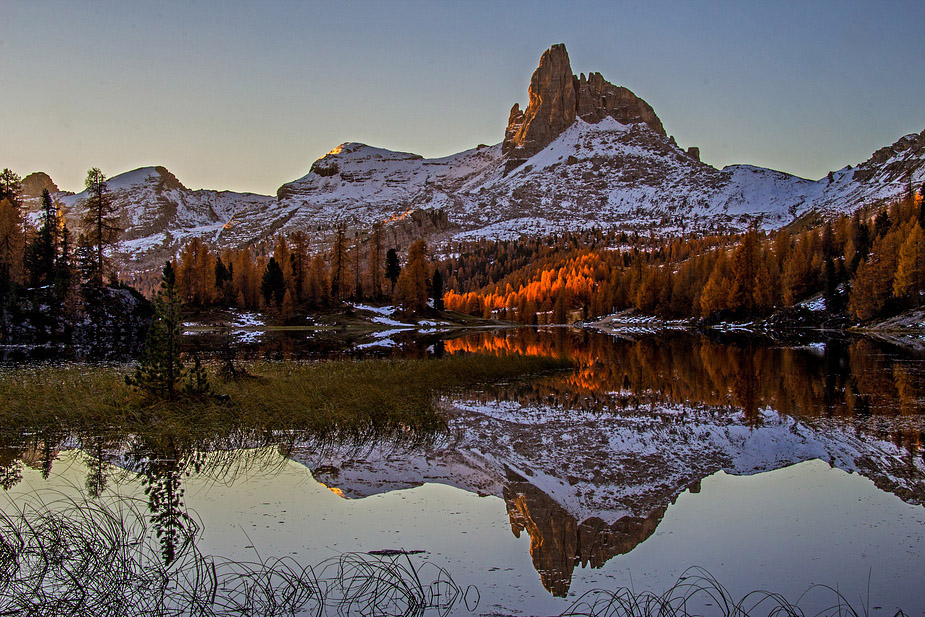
[{"x1": 3, "y1": 328, "x2": 924, "y2": 615}]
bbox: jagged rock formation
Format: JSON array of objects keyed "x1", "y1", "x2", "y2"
[
  {"x1": 20, "y1": 172, "x2": 59, "y2": 200},
  {"x1": 504, "y1": 474, "x2": 667, "y2": 596},
  {"x1": 503, "y1": 44, "x2": 665, "y2": 168},
  {"x1": 503, "y1": 44, "x2": 578, "y2": 161},
  {"x1": 852, "y1": 130, "x2": 925, "y2": 184}
]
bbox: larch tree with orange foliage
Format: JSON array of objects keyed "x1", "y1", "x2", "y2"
[
  {"x1": 395, "y1": 239, "x2": 429, "y2": 314},
  {"x1": 0, "y1": 197, "x2": 25, "y2": 297},
  {"x1": 289, "y1": 231, "x2": 309, "y2": 303},
  {"x1": 177, "y1": 237, "x2": 217, "y2": 307},
  {"x1": 893, "y1": 222, "x2": 925, "y2": 303},
  {"x1": 849, "y1": 227, "x2": 902, "y2": 320},
  {"x1": 306, "y1": 254, "x2": 330, "y2": 308}
]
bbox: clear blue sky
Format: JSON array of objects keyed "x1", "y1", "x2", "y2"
[{"x1": 2, "y1": 0, "x2": 923, "y2": 195}]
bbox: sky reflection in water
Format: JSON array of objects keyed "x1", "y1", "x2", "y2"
[{"x1": 2, "y1": 329, "x2": 924, "y2": 615}]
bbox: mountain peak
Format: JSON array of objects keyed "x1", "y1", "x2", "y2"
[
  {"x1": 102, "y1": 166, "x2": 186, "y2": 193},
  {"x1": 20, "y1": 172, "x2": 59, "y2": 200},
  {"x1": 503, "y1": 44, "x2": 665, "y2": 165}
]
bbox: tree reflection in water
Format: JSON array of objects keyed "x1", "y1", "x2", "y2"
[
  {"x1": 1, "y1": 329, "x2": 924, "y2": 604},
  {"x1": 0, "y1": 400, "x2": 446, "y2": 567},
  {"x1": 444, "y1": 329, "x2": 925, "y2": 458}
]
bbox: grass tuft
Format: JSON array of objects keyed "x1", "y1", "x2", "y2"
[{"x1": 0, "y1": 494, "x2": 472, "y2": 616}]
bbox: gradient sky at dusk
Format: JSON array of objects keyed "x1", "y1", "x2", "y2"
[{"x1": 2, "y1": 0, "x2": 924, "y2": 195}]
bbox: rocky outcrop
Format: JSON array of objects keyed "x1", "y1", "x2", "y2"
[
  {"x1": 504, "y1": 476, "x2": 667, "y2": 597},
  {"x1": 20, "y1": 172, "x2": 59, "y2": 200},
  {"x1": 575, "y1": 71, "x2": 665, "y2": 135},
  {"x1": 852, "y1": 129, "x2": 925, "y2": 184},
  {"x1": 0, "y1": 285, "x2": 152, "y2": 361},
  {"x1": 503, "y1": 44, "x2": 577, "y2": 161},
  {"x1": 503, "y1": 44, "x2": 666, "y2": 166}
]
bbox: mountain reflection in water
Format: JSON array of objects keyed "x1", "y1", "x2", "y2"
[
  {"x1": 303, "y1": 329, "x2": 925, "y2": 596},
  {"x1": 2, "y1": 328, "x2": 924, "y2": 601}
]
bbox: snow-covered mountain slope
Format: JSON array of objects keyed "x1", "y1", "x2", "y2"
[
  {"x1": 48, "y1": 166, "x2": 276, "y2": 272},
  {"x1": 273, "y1": 141, "x2": 501, "y2": 234},
  {"x1": 27, "y1": 44, "x2": 925, "y2": 278},
  {"x1": 38, "y1": 123, "x2": 924, "y2": 281},
  {"x1": 272, "y1": 122, "x2": 924, "y2": 243}
]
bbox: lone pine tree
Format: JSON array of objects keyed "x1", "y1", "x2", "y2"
[
  {"x1": 82, "y1": 168, "x2": 121, "y2": 286},
  {"x1": 127, "y1": 261, "x2": 210, "y2": 400}
]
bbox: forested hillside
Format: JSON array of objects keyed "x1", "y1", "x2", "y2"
[{"x1": 443, "y1": 189, "x2": 925, "y2": 325}]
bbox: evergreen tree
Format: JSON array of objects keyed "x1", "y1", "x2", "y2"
[
  {"x1": 75, "y1": 233, "x2": 97, "y2": 284},
  {"x1": 127, "y1": 262, "x2": 192, "y2": 399},
  {"x1": 0, "y1": 169, "x2": 21, "y2": 206},
  {"x1": 26, "y1": 189, "x2": 59, "y2": 286},
  {"x1": 214, "y1": 256, "x2": 231, "y2": 289},
  {"x1": 432, "y1": 268, "x2": 444, "y2": 311},
  {"x1": 82, "y1": 168, "x2": 121, "y2": 286},
  {"x1": 55, "y1": 222, "x2": 74, "y2": 292},
  {"x1": 385, "y1": 248, "x2": 401, "y2": 295},
  {"x1": 260, "y1": 256, "x2": 286, "y2": 306},
  {"x1": 874, "y1": 210, "x2": 891, "y2": 238}
]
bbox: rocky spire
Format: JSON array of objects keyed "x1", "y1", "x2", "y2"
[
  {"x1": 502, "y1": 44, "x2": 577, "y2": 158},
  {"x1": 502, "y1": 44, "x2": 666, "y2": 165}
]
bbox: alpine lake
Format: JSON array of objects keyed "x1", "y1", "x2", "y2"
[{"x1": 1, "y1": 320, "x2": 924, "y2": 617}]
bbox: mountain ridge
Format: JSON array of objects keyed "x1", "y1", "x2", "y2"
[{"x1": 18, "y1": 44, "x2": 925, "y2": 278}]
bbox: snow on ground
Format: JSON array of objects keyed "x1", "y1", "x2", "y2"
[
  {"x1": 370, "y1": 315, "x2": 411, "y2": 327},
  {"x1": 355, "y1": 339, "x2": 398, "y2": 350},
  {"x1": 223, "y1": 311, "x2": 266, "y2": 343},
  {"x1": 350, "y1": 303, "x2": 394, "y2": 316},
  {"x1": 588, "y1": 311, "x2": 691, "y2": 336},
  {"x1": 799, "y1": 295, "x2": 826, "y2": 312},
  {"x1": 350, "y1": 304, "x2": 412, "y2": 326}
]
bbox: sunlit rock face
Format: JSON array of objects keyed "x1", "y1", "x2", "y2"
[
  {"x1": 503, "y1": 44, "x2": 578, "y2": 161},
  {"x1": 503, "y1": 44, "x2": 665, "y2": 166},
  {"x1": 20, "y1": 172, "x2": 59, "y2": 200}
]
